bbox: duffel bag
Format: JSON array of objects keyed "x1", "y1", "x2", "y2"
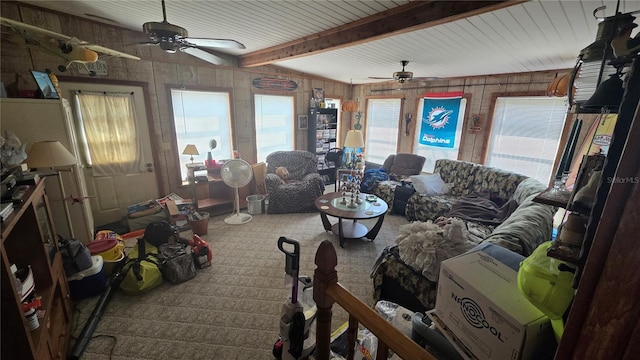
[
  {"x1": 119, "y1": 238, "x2": 163, "y2": 295},
  {"x1": 157, "y1": 242, "x2": 196, "y2": 284},
  {"x1": 142, "y1": 221, "x2": 179, "y2": 248}
]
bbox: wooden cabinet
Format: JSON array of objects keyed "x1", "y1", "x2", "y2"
[
  {"x1": 1, "y1": 180, "x2": 72, "y2": 360},
  {"x1": 189, "y1": 167, "x2": 250, "y2": 214},
  {"x1": 308, "y1": 108, "x2": 338, "y2": 183},
  {"x1": 0, "y1": 98, "x2": 94, "y2": 244}
]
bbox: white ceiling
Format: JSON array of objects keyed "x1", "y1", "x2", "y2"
[{"x1": 18, "y1": 0, "x2": 640, "y2": 84}]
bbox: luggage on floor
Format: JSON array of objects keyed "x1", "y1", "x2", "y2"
[
  {"x1": 142, "y1": 221, "x2": 179, "y2": 248},
  {"x1": 157, "y1": 242, "x2": 196, "y2": 284},
  {"x1": 119, "y1": 238, "x2": 163, "y2": 295}
]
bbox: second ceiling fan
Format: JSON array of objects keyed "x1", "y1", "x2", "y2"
[
  {"x1": 141, "y1": 0, "x2": 245, "y2": 65},
  {"x1": 369, "y1": 60, "x2": 438, "y2": 83}
]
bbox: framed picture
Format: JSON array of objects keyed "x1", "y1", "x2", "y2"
[
  {"x1": 313, "y1": 88, "x2": 324, "y2": 103},
  {"x1": 298, "y1": 114, "x2": 308, "y2": 130}
]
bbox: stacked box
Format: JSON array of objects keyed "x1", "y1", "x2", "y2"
[{"x1": 435, "y1": 243, "x2": 553, "y2": 360}]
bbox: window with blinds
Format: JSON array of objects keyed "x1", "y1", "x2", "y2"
[
  {"x1": 486, "y1": 96, "x2": 568, "y2": 184},
  {"x1": 170, "y1": 89, "x2": 233, "y2": 181},
  {"x1": 254, "y1": 94, "x2": 295, "y2": 163},
  {"x1": 365, "y1": 98, "x2": 402, "y2": 165}
]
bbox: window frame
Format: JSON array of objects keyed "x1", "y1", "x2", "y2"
[
  {"x1": 483, "y1": 91, "x2": 568, "y2": 185},
  {"x1": 167, "y1": 84, "x2": 236, "y2": 184},
  {"x1": 252, "y1": 92, "x2": 297, "y2": 163},
  {"x1": 363, "y1": 96, "x2": 404, "y2": 165}
]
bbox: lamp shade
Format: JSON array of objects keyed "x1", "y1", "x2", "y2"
[
  {"x1": 341, "y1": 99, "x2": 359, "y2": 112},
  {"x1": 182, "y1": 144, "x2": 199, "y2": 156},
  {"x1": 27, "y1": 141, "x2": 76, "y2": 168},
  {"x1": 344, "y1": 130, "x2": 364, "y2": 148}
]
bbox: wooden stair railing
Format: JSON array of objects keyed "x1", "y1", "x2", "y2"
[{"x1": 313, "y1": 240, "x2": 438, "y2": 360}]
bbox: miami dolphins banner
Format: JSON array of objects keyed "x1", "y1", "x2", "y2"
[{"x1": 420, "y1": 91, "x2": 463, "y2": 148}]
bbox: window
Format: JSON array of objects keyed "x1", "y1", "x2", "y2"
[
  {"x1": 486, "y1": 96, "x2": 567, "y2": 184},
  {"x1": 170, "y1": 89, "x2": 233, "y2": 181},
  {"x1": 413, "y1": 97, "x2": 467, "y2": 172},
  {"x1": 364, "y1": 98, "x2": 402, "y2": 165},
  {"x1": 254, "y1": 94, "x2": 295, "y2": 163}
]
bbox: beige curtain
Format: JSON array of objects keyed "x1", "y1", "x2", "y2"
[{"x1": 75, "y1": 92, "x2": 142, "y2": 176}]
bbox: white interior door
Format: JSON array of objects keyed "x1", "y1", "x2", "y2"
[{"x1": 58, "y1": 82, "x2": 159, "y2": 228}]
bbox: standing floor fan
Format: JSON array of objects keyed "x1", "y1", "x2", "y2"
[{"x1": 221, "y1": 158, "x2": 253, "y2": 225}]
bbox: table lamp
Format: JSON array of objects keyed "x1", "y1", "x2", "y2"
[
  {"x1": 343, "y1": 130, "x2": 365, "y2": 169},
  {"x1": 182, "y1": 144, "x2": 199, "y2": 163},
  {"x1": 27, "y1": 141, "x2": 77, "y2": 238}
]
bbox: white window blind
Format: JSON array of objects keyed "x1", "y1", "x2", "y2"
[
  {"x1": 170, "y1": 89, "x2": 233, "y2": 181},
  {"x1": 254, "y1": 94, "x2": 294, "y2": 163},
  {"x1": 487, "y1": 97, "x2": 567, "y2": 184},
  {"x1": 413, "y1": 98, "x2": 466, "y2": 172},
  {"x1": 365, "y1": 98, "x2": 401, "y2": 165}
]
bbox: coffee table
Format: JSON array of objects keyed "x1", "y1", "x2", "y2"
[{"x1": 314, "y1": 192, "x2": 388, "y2": 247}]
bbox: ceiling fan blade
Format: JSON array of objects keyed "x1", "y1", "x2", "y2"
[
  {"x1": 181, "y1": 46, "x2": 226, "y2": 65},
  {"x1": 368, "y1": 76, "x2": 393, "y2": 80},
  {"x1": 185, "y1": 37, "x2": 245, "y2": 49}
]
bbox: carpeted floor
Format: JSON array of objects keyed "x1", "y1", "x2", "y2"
[{"x1": 72, "y1": 209, "x2": 409, "y2": 359}]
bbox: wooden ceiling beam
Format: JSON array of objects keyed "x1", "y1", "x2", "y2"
[{"x1": 238, "y1": 0, "x2": 525, "y2": 67}]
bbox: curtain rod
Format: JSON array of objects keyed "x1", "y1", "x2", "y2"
[{"x1": 75, "y1": 90, "x2": 134, "y2": 95}]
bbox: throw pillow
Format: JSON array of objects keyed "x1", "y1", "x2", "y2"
[{"x1": 410, "y1": 173, "x2": 449, "y2": 195}]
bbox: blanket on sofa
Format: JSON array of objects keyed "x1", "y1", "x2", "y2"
[
  {"x1": 445, "y1": 191, "x2": 519, "y2": 225},
  {"x1": 394, "y1": 219, "x2": 493, "y2": 282}
]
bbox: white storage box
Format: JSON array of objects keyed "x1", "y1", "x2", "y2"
[{"x1": 435, "y1": 243, "x2": 553, "y2": 360}]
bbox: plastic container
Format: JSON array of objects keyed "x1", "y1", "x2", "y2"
[
  {"x1": 25, "y1": 307, "x2": 39, "y2": 330},
  {"x1": 87, "y1": 238, "x2": 125, "y2": 261},
  {"x1": 103, "y1": 252, "x2": 126, "y2": 277},
  {"x1": 246, "y1": 194, "x2": 265, "y2": 215},
  {"x1": 68, "y1": 256, "x2": 106, "y2": 300}
]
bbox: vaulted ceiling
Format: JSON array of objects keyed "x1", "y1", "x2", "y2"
[{"x1": 17, "y1": 0, "x2": 640, "y2": 84}]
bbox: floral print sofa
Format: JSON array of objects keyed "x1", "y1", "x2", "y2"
[
  {"x1": 374, "y1": 159, "x2": 529, "y2": 221},
  {"x1": 370, "y1": 159, "x2": 555, "y2": 312}
]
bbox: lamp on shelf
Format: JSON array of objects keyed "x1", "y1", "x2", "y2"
[
  {"x1": 343, "y1": 130, "x2": 365, "y2": 169},
  {"x1": 27, "y1": 141, "x2": 77, "y2": 238},
  {"x1": 182, "y1": 144, "x2": 199, "y2": 163}
]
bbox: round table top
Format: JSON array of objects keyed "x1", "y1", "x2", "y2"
[{"x1": 314, "y1": 192, "x2": 388, "y2": 220}]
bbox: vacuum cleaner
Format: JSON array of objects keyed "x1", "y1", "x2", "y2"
[{"x1": 273, "y1": 237, "x2": 317, "y2": 360}]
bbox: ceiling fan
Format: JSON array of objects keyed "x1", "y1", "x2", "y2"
[
  {"x1": 369, "y1": 60, "x2": 438, "y2": 83},
  {"x1": 141, "y1": 0, "x2": 245, "y2": 65}
]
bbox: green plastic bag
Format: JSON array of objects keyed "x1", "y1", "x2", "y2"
[{"x1": 119, "y1": 239, "x2": 163, "y2": 295}]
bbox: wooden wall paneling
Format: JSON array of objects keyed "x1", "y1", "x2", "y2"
[
  {"x1": 505, "y1": 73, "x2": 532, "y2": 92},
  {"x1": 214, "y1": 68, "x2": 234, "y2": 87}
]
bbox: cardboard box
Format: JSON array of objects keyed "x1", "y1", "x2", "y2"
[{"x1": 435, "y1": 243, "x2": 553, "y2": 360}]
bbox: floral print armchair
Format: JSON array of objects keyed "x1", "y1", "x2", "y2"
[{"x1": 265, "y1": 150, "x2": 325, "y2": 214}]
